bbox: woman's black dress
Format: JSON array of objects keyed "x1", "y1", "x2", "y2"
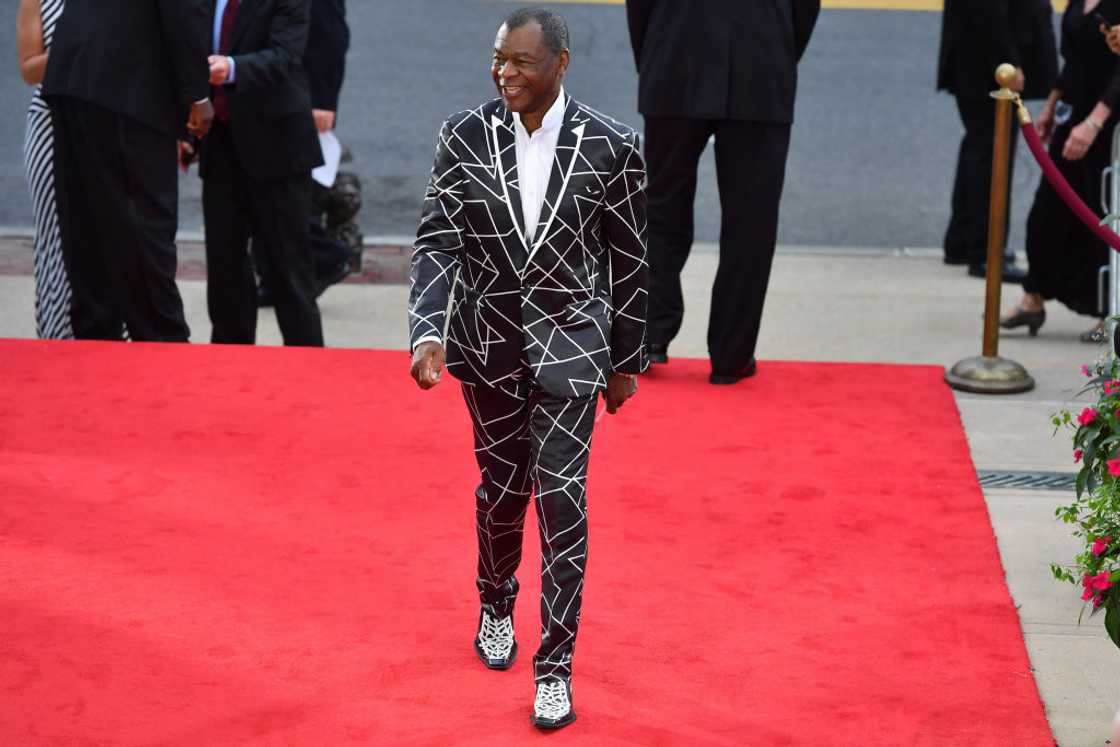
[{"x1": 1024, "y1": 0, "x2": 1120, "y2": 317}]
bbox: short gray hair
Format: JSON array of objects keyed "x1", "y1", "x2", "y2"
[{"x1": 504, "y1": 7, "x2": 570, "y2": 56}]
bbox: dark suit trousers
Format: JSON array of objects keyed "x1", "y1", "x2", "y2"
[
  {"x1": 944, "y1": 95, "x2": 1018, "y2": 264},
  {"x1": 462, "y1": 378, "x2": 597, "y2": 684},
  {"x1": 644, "y1": 117, "x2": 791, "y2": 374},
  {"x1": 49, "y1": 97, "x2": 189, "y2": 341},
  {"x1": 202, "y1": 122, "x2": 324, "y2": 346}
]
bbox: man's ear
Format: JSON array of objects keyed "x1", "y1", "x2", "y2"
[{"x1": 557, "y1": 49, "x2": 571, "y2": 78}]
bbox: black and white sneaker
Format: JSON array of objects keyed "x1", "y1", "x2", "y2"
[
  {"x1": 473, "y1": 609, "x2": 517, "y2": 670},
  {"x1": 531, "y1": 678, "x2": 576, "y2": 730}
]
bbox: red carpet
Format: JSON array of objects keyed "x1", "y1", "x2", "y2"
[{"x1": 0, "y1": 341, "x2": 1051, "y2": 745}]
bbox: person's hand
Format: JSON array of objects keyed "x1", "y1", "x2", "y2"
[
  {"x1": 604, "y1": 373, "x2": 638, "y2": 415},
  {"x1": 208, "y1": 55, "x2": 232, "y2": 86},
  {"x1": 1036, "y1": 103, "x2": 1056, "y2": 144},
  {"x1": 1011, "y1": 68, "x2": 1025, "y2": 94},
  {"x1": 1109, "y1": 25, "x2": 1120, "y2": 55},
  {"x1": 312, "y1": 109, "x2": 336, "y2": 133},
  {"x1": 177, "y1": 140, "x2": 196, "y2": 173},
  {"x1": 1063, "y1": 119, "x2": 1100, "y2": 161},
  {"x1": 187, "y1": 99, "x2": 214, "y2": 138},
  {"x1": 410, "y1": 341, "x2": 446, "y2": 390}
]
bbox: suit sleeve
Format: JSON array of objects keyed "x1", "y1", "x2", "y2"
[
  {"x1": 306, "y1": 0, "x2": 349, "y2": 111},
  {"x1": 604, "y1": 131, "x2": 649, "y2": 375},
  {"x1": 626, "y1": 0, "x2": 654, "y2": 70},
  {"x1": 1100, "y1": 59, "x2": 1120, "y2": 112},
  {"x1": 156, "y1": 0, "x2": 211, "y2": 105},
  {"x1": 792, "y1": 0, "x2": 821, "y2": 62},
  {"x1": 232, "y1": 0, "x2": 311, "y2": 90},
  {"x1": 408, "y1": 121, "x2": 466, "y2": 351}
]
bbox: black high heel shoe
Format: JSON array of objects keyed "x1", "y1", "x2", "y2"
[{"x1": 999, "y1": 307, "x2": 1046, "y2": 336}]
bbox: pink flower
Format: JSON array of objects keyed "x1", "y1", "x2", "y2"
[
  {"x1": 1078, "y1": 407, "x2": 1099, "y2": 426},
  {"x1": 1106, "y1": 381, "x2": 1120, "y2": 395},
  {"x1": 1084, "y1": 365, "x2": 1094, "y2": 377},
  {"x1": 1109, "y1": 459, "x2": 1120, "y2": 477},
  {"x1": 1083, "y1": 585, "x2": 1096, "y2": 601},
  {"x1": 1095, "y1": 594, "x2": 1107, "y2": 609},
  {"x1": 1090, "y1": 571, "x2": 1113, "y2": 591},
  {"x1": 1094, "y1": 537, "x2": 1114, "y2": 557},
  {"x1": 1075, "y1": 449, "x2": 1084, "y2": 463}
]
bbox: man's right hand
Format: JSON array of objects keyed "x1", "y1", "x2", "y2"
[
  {"x1": 410, "y1": 341, "x2": 446, "y2": 390},
  {"x1": 187, "y1": 98, "x2": 214, "y2": 139}
]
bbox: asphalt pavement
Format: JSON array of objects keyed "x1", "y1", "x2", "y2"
[{"x1": 0, "y1": 2, "x2": 1054, "y2": 252}]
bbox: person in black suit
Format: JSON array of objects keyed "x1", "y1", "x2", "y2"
[
  {"x1": 42, "y1": 0, "x2": 213, "y2": 341},
  {"x1": 627, "y1": 0, "x2": 820, "y2": 385},
  {"x1": 191, "y1": 0, "x2": 325, "y2": 347},
  {"x1": 306, "y1": 0, "x2": 348, "y2": 133},
  {"x1": 938, "y1": 0, "x2": 1058, "y2": 280},
  {"x1": 254, "y1": 0, "x2": 351, "y2": 306}
]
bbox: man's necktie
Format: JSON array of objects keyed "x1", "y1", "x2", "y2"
[{"x1": 212, "y1": 0, "x2": 240, "y2": 123}]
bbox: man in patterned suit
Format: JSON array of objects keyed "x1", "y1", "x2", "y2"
[{"x1": 407, "y1": 7, "x2": 648, "y2": 731}]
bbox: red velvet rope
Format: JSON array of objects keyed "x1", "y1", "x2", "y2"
[{"x1": 1020, "y1": 119, "x2": 1120, "y2": 252}]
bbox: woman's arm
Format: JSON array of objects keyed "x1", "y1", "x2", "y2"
[
  {"x1": 1062, "y1": 101, "x2": 1112, "y2": 162},
  {"x1": 16, "y1": 0, "x2": 47, "y2": 86}
]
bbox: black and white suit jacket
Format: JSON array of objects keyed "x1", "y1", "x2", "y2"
[{"x1": 408, "y1": 96, "x2": 649, "y2": 399}]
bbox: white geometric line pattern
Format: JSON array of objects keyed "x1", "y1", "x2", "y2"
[
  {"x1": 534, "y1": 679, "x2": 572, "y2": 722},
  {"x1": 461, "y1": 378, "x2": 597, "y2": 684},
  {"x1": 24, "y1": 0, "x2": 73, "y2": 340},
  {"x1": 408, "y1": 95, "x2": 650, "y2": 397},
  {"x1": 476, "y1": 609, "x2": 515, "y2": 661}
]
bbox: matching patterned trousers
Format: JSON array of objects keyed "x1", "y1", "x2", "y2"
[{"x1": 461, "y1": 378, "x2": 598, "y2": 684}]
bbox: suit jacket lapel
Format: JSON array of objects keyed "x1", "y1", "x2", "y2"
[
  {"x1": 527, "y1": 98, "x2": 585, "y2": 263},
  {"x1": 227, "y1": 0, "x2": 259, "y2": 52},
  {"x1": 490, "y1": 107, "x2": 530, "y2": 253}
]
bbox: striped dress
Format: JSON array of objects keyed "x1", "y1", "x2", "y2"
[{"x1": 23, "y1": 0, "x2": 70, "y2": 339}]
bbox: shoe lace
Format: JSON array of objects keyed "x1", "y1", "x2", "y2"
[
  {"x1": 534, "y1": 680, "x2": 570, "y2": 720},
  {"x1": 477, "y1": 612, "x2": 514, "y2": 659}
]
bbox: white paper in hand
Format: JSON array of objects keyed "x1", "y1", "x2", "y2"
[{"x1": 313, "y1": 131, "x2": 342, "y2": 188}]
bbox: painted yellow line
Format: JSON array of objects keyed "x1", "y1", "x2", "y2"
[{"x1": 533, "y1": 0, "x2": 1069, "y2": 10}]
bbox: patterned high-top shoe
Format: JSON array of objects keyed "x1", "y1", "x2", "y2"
[
  {"x1": 531, "y1": 677, "x2": 576, "y2": 730},
  {"x1": 473, "y1": 608, "x2": 517, "y2": 670}
]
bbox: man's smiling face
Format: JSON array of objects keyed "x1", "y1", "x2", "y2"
[{"x1": 491, "y1": 21, "x2": 565, "y2": 115}]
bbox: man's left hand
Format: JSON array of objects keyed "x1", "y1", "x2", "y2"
[
  {"x1": 208, "y1": 55, "x2": 231, "y2": 86},
  {"x1": 604, "y1": 373, "x2": 638, "y2": 415},
  {"x1": 313, "y1": 109, "x2": 336, "y2": 133}
]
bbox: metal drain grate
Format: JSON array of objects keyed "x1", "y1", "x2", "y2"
[{"x1": 977, "y1": 470, "x2": 1077, "y2": 491}]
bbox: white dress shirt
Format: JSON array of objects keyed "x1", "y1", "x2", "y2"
[{"x1": 512, "y1": 88, "x2": 566, "y2": 244}]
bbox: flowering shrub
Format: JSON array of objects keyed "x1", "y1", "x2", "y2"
[{"x1": 1051, "y1": 357, "x2": 1120, "y2": 646}]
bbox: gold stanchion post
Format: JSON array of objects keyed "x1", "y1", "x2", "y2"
[{"x1": 946, "y1": 64, "x2": 1036, "y2": 394}]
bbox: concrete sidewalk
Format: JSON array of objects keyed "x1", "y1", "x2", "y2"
[{"x1": 0, "y1": 242, "x2": 1110, "y2": 745}]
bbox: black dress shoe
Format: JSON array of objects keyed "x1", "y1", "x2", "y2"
[
  {"x1": 473, "y1": 609, "x2": 517, "y2": 670},
  {"x1": 710, "y1": 358, "x2": 757, "y2": 385},
  {"x1": 968, "y1": 261, "x2": 1027, "y2": 284},
  {"x1": 943, "y1": 254, "x2": 970, "y2": 266},
  {"x1": 647, "y1": 343, "x2": 669, "y2": 365},
  {"x1": 531, "y1": 678, "x2": 576, "y2": 730},
  {"x1": 999, "y1": 307, "x2": 1045, "y2": 337}
]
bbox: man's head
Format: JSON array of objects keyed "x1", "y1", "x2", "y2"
[{"x1": 491, "y1": 8, "x2": 570, "y2": 117}]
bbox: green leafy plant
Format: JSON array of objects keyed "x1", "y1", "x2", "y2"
[{"x1": 1051, "y1": 355, "x2": 1120, "y2": 648}]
